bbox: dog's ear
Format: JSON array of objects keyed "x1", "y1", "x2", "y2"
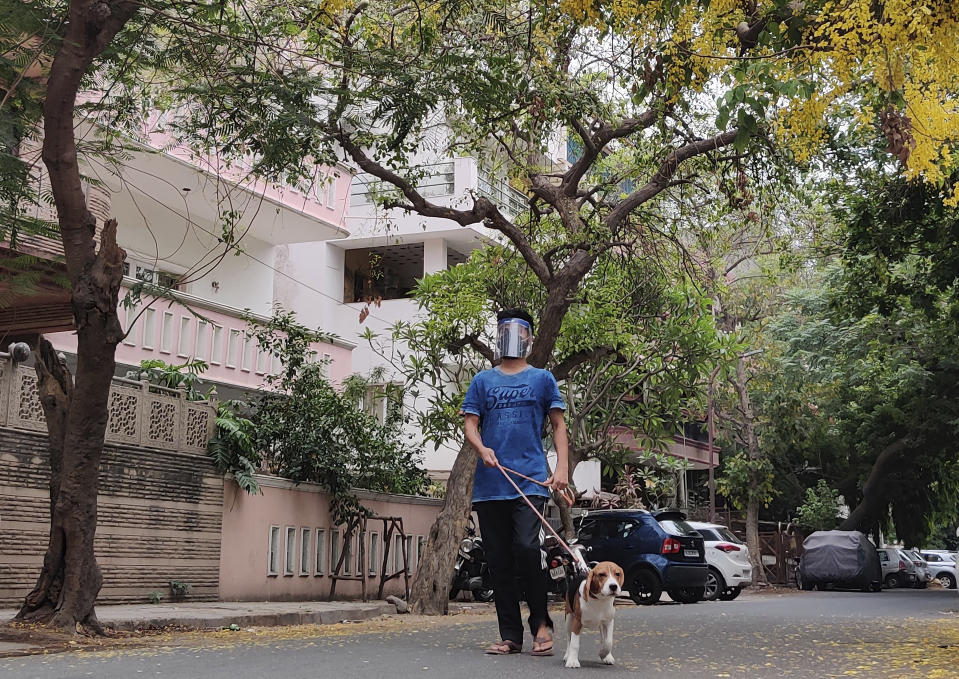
[{"x1": 587, "y1": 567, "x2": 603, "y2": 599}]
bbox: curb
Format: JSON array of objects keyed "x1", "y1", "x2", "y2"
[{"x1": 103, "y1": 602, "x2": 396, "y2": 632}]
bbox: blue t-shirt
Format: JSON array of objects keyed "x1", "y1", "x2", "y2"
[{"x1": 461, "y1": 365, "x2": 566, "y2": 502}]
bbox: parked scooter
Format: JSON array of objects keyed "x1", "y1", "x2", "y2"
[
  {"x1": 544, "y1": 534, "x2": 589, "y2": 597},
  {"x1": 449, "y1": 516, "x2": 495, "y2": 602}
]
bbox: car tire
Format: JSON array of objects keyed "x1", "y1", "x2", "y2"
[
  {"x1": 870, "y1": 581, "x2": 882, "y2": 592},
  {"x1": 797, "y1": 572, "x2": 814, "y2": 591},
  {"x1": 884, "y1": 574, "x2": 900, "y2": 589},
  {"x1": 627, "y1": 568, "x2": 662, "y2": 606},
  {"x1": 937, "y1": 573, "x2": 957, "y2": 589},
  {"x1": 703, "y1": 568, "x2": 725, "y2": 602},
  {"x1": 668, "y1": 587, "x2": 705, "y2": 604},
  {"x1": 718, "y1": 586, "x2": 742, "y2": 601}
]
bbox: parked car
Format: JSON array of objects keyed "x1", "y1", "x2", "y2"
[
  {"x1": 796, "y1": 530, "x2": 882, "y2": 592},
  {"x1": 687, "y1": 521, "x2": 752, "y2": 601},
  {"x1": 574, "y1": 509, "x2": 707, "y2": 605},
  {"x1": 876, "y1": 547, "x2": 918, "y2": 588},
  {"x1": 918, "y1": 551, "x2": 958, "y2": 589},
  {"x1": 903, "y1": 550, "x2": 932, "y2": 588}
]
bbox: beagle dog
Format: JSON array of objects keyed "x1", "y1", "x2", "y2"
[{"x1": 564, "y1": 561, "x2": 624, "y2": 668}]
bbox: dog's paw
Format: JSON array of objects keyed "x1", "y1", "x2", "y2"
[
  {"x1": 565, "y1": 657, "x2": 581, "y2": 668},
  {"x1": 600, "y1": 653, "x2": 615, "y2": 665}
]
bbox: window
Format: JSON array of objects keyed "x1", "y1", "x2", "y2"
[
  {"x1": 405, "y1": 535, "x2": 414, "y2": 574},
  {"x1": 356, "y1": 532, "x2": 367, "y2": 576},
  {"x1": 177, "y1": 317, "x2": 193, "y2": 357},
  {"x1": 284, "y1": 526, "x2": 296, "y2": 576},
  {"x1": 369, "y1": 532, "x2": 380, "y2": 576},
  {"x1": 123, "y1": 304, "x2": 138, "y2": 346},
  {"x1": 141, "y1": 308, "x2": 156, "y2": 350},
  {"x1": 195, "y1": 321, "x2": 210, "y2": 360},
  {"x1": 393, "y1": 534, "x2": 404, "y2": 574},
  {"x1": 300, "y1": 528, "x2": 311, "y2": 576},
  {"x1": 122, "y1": 260, "x2": 181, "y2": 290},
  {"x1": 315, "y1": 528, "x2": 326, "y2": 576},
  {"x1": 327, "y1": 173, "x2": 337, "y2": 208},
  {"x1": 344, "y1": 533, "x2": 355, "y2": 575},
  {"x1": 320, "y1": 352, "x2": 332, "y2": 379},
  {"x1": 360, "y1": 385, "x2": 388, "y2": 425},
  {"x1": 271, "y1": 354, "x2": 282, "y2": 375},
  {"x1": 330, "y1": 530, "x2": 341, "y2": 574},
  {"x1": 211, "y1": 324, "x2": 224, "y2": 364},
  {"x1": 159, "y1": 312, "x2": 174, "y2": 353},
  {"x1": 268, "y1": 526, "x2": 280, "y2": 576},
  {"x1": 343, "y1": 244, "x2": 424, "y2": 303},
  {"x1": 227, "y1": 329, "x2": 241, "y2": 367},
  {"x1": 241, "y1": 333, "x2": 255, "y2": 372},
  {"x1": 716, "y1": 527, "x2": 744, "y2": 544},
  {"x1": 256, "y1": 347, "x2": 270, "y2": 375},
  {"x1": 417, "y1": 536, "x2": 426, "y2": 566}
]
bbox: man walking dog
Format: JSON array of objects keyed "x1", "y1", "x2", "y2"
[{"x1": 462, "y1": 308, "x2": 569, "y2": 656}]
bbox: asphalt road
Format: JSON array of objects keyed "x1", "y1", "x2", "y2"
[{"x1": 4, "y1": 589, "x2": 959, "y2": 679}]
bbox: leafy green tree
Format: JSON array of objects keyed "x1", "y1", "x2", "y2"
[
  {"x1": 248, "y1": 310, "x2": 428, "y2": 525},
  {"x1": 794, "y1": 480, "x2": 841, "y2": 532}
]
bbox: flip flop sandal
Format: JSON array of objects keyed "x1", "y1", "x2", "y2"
[
  {"x1": 485, "y1": 640, "x2": 522, "y2": 655},
  {"x1": 531, "y1": 635, "x2": 554, "y2": 656}
]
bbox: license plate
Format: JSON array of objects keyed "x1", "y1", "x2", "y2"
[
  {"x1": 684, "y1": 549, "x2": 699, "y2": 558},
  {"x1": 549, "y1": 565, "x2": 566, "y2": 580}
]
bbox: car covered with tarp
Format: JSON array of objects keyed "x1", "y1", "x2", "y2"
[{"x1": 797, "y1": 530, "x2": 882, "y2": 592}]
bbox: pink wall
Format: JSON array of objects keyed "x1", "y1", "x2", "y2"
[
  {"x1": 219, "y1": 477, "x2": 443, "y2": 601},
  {"x1": 144, "y1": 115, "x2": 351, "y2": 232},
  {"x1": 47, "y1": 288, "x2": 353, "y2": 389}
]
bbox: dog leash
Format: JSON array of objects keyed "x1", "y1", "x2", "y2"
[{"x1": 496, "y1": 463, "x2": 589, "y2": 573}]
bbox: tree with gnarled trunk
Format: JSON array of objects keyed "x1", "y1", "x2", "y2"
[
  {"x1": 6, "y1": 0, "x2": 959, "y2": 626},
  {"x1": 171, "y1": 0, "x2": 959, "y2": 614}
]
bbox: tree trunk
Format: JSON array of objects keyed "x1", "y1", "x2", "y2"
[
  {"x1": 745, "y1": 500, "x2": 763, "y2": 585},
  {"x1": 838, "y1": 439, "x2": 908, "y2": 533},
  {"x1": 16, "y1": 223, "x2": 125, "y2": 632},
  {"x1": 408, "y1": 441, "x2": 478, "y2": 614},
  {"x1": 15, "y1": 0, "x2": 135, "y2": 634},
  {"x1": 735, "y1": 359, "x2": 766, "y2": 586}
]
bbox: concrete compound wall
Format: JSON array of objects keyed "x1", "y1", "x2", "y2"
[
  {"x1": 219, "y1": 476, "x2": 444, "y2": 601},
  {"x1": 0, "y1": 427, "x2": 223, "y2": 607}
]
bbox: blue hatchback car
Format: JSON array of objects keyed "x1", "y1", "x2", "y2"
[{"x1": 574, "y1": 509, "x2": 708, "y2": 605}]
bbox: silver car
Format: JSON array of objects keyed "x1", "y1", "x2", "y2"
[
  {"x1": 903, "y1": 550, "x2": 932, "y2": 588},
  {"x1": 876, "y1": 547, "x2": 918, "y2": 588},
  {"x1": 919, "y1": 551, "x2": 958, "y2": 589}
]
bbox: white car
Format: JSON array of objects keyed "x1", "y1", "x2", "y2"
[
  {"x1": 688, "y1": 521, "x2": 752, "y2": 601},
  {"x1": 919, "y1": 551, "x2": 958, "y2": 589}
]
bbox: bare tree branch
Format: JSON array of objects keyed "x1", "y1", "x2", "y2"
[{"x1": 605, "y1": 130, "x2": 740, "y2": 232}]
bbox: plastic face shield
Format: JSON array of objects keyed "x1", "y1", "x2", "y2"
[{"x1": 495, "y1": 318, "x2": 532, "y2": 359}]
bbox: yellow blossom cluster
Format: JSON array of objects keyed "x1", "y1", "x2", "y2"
[{"x1": 546, "y1": 0, "x2": 959, "y2": 191}]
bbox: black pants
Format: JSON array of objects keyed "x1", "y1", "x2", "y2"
[{"x1": 475, "y1": 497, "x2": 553, "y2": 645}]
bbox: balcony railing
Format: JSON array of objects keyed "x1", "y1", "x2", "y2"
[
  {"x1": 350, "y1": 162, "x2": 456, "y2": 208},
  {"x1": 477, "y1": 171, "x2": 528, "y2": 219},
  {"x1": 0, "y1": 352, "x2": 217, "y2": 455}
]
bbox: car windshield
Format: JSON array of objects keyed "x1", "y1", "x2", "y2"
[
  {"x1": 695, "y1": 528, "x2": 720, "y2": 541},
  {"x1": 658, "y1": 518, "x2": 699, "y2": 536},
  {"x1": 715, "y1": 527, "x2": 744, "y2": 544}
]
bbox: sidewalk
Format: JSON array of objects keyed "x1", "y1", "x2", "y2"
[{"x1": 0, "y1": 599, "x2": 396, "y2": 633}]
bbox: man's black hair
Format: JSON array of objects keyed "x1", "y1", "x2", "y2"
[{"x1": 497, "y1": 308, "x2": 534, "y2": 333}]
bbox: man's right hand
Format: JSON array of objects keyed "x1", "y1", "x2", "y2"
[{"x1": 479, "y1": 446, "x2": 498, "y2": 467}]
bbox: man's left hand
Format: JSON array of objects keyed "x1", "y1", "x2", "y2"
[{"x1": 545, "y1": 470, "x2": 568, "y2": 492}]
